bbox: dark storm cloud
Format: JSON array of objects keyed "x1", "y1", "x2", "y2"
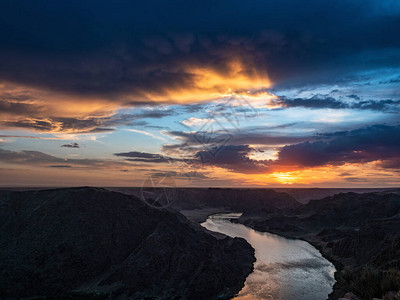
[
  {"x1": 113, "y1": 109, "x2": 176, "y2": 120},
  {"x1": 110, "y1": 124, "x2": 400, "y2": 174},
  {"x1": 133, "y1": 110, "x2": 175, "y2": 119},
  {"x1": 114, "y1": 146, "x2": 270, "y2": 174},
  {"x1": 277, "y1": 124, "x2": 400, "y2": 168},
  {"x1": 61, "y1": 143, "x2": 80, "y2": 148},
  {"x1": 182, "y1": 104, "x2": 208, "y2": 113},
  {"x1": 114, "y1": 151, "x2": 173, "y2": 163},
  {"x1": 56, "y1": 118, "x2": 103, "y2": 131},
  {"x1": 2, "y1": 119, "x2": 55, "y2": 131},
  {"x1": 352, "y1": 99, "x2": 400, "y2": 111},
  {"x1": 1, "y1": 118, "x2": 115, "y2": 133},
  {"x1": 195, "y1": 124, "x2": 400, "y2": 172},
  {"x1": 276, "y1": 95, "x2": 400, "y2": 111},
  {"x1": 0, "y1": 100, "x2": 42, "y2": 115},
  {"x1": 164, "y1": 129, "x2": 308, "y2": 147},
  {"x1": 48, "y1": 165, "x2": 72, "y2": 168},
  {"x1": 0, "y1": 0, "x2": 399, "y2": 97},
  {"x1": 0, "y1": 107, "x2": 174, "y2": 133},
  {"x1": 276, "y1": 96, "x2": 347, "y2": 109},
  {"x1": 160, "y1": 124, "x2": 400, "y2": 173},
  {"x1": 195, "y1": 145, "x2": 271, "y2": 174},
  {"x1": 0, "y1": 148, "x2": 130, "y2": 169},
  {"x1": 0, "y1": 148, "x2": 72, "y2": 164}
]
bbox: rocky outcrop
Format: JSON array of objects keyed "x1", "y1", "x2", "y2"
[{"x1": 0, "y1": 187, "x2": 255, "y2": 299}]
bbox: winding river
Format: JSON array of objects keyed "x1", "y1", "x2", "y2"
[{"x1": 201, "y1": 213, "x2": 336, "y2": 300}]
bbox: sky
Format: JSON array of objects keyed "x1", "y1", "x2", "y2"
[{"x1": 0, "y1": 0, "x2": 400, "y2": 187}]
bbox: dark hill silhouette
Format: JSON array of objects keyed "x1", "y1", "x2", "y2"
[
  {"x1": 0, "y1": 187, "x2": 255, "y2": 299},
  {"x1": 110, "y1": 187, "x2": 300, "y2": 212}
]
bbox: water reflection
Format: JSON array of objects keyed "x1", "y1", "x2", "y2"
[{"x1": 201, "y1": 213, "x2": 336, "y2": 300}]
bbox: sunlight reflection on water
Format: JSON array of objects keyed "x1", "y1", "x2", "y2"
[{"x1": 201, "y1": 213, "x2": 336, "y2": 300}]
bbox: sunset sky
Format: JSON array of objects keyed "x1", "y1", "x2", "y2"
[{"x1": 1, "y1": 0, "x2": 400, "y2": 187}]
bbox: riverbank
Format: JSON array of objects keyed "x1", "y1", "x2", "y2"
[
  {"x1": 202, "y1": 213, "x2": 336, "y2": 300},
  {"x1": 186, "y1": 209, "x2": 341, "y2": 298},
  {"x1": 231, "y1": 218, "x2": 344, "y2": 299},
  {"x1": 233, "y1": 191, "x2": 400, "y2": 299}
]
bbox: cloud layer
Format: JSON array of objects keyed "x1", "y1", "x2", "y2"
[
  {"x1": 116, "y1": 124, "x2": 400, "y2": 174},
  {"x1": 1, "y1": 0, "x2": 399, "y2": 99},
  {"x1": 1, "y1": 1, "x2": 399, "y2": 186}
]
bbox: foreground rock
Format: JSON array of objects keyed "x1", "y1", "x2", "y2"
[{"x1": 0, "y1": 187, "x2": 255, "y2": 299}]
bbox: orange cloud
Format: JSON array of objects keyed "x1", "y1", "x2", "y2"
[
  {"x1": 0, "y1": 57, "x2": 273, "y2": 134},
  {"x1": 139, "y1": 59, "x2": 272, "y2": 103}
]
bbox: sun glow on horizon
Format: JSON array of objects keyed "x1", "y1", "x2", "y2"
[{"x1": 271, "y1": 172, "x2": 298, "y2": 185}]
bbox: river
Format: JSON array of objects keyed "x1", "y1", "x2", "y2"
[{"x1": 201, "y1": 213, "x2": 336, "y2": 300}]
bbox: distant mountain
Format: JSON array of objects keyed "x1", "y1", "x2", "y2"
[
  {"x1": 110, "y1": 187, "x2": 300, "y2": 212},
  {"x1": 236, "y1": 192, "x2": 400, "y2": 299},
  {"x1": 272, "y1": 188, "x2": 398, "y2": 204},
  {"x1": 0, "y1": 187, "x2": 255, "y2": 299}
]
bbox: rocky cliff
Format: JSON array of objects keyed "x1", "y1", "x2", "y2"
[{"x1": 0, "y1": 187, "x2": 255, "y2": 299}]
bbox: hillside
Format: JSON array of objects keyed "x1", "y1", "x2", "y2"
[{"x1": 0, "y1": 187, "x2": 255, "y2": 299}]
